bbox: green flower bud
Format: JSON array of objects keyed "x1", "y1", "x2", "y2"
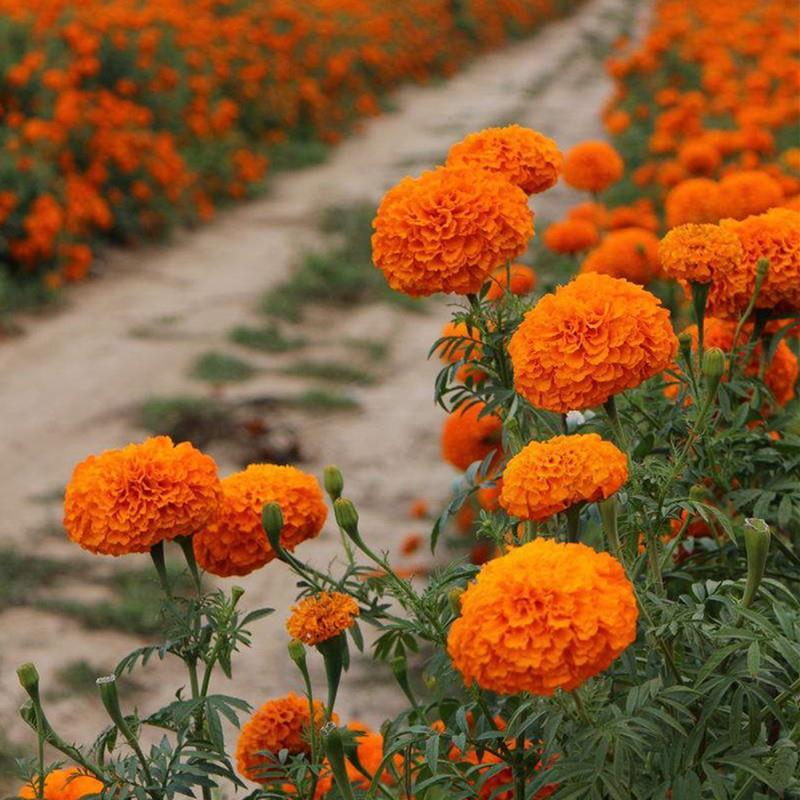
[
  {"x1": 17, "y1": 663, "x2": 40, "y2": 696},
  {"x1": 231, "y1": 585, "x2": 245, "y2": 606},
  {"x1": 742, "y1": 518, "x2": 771, "y2": 609},
  {"x1": 333, "y1": 498, "x2": 359, "y2": 537},
  {"x1": 678, "y1": 331, "x2": 693, "y2": 363},
  {"x1": 261, "y1": 502, "x2": 284, "y2": 553},
  {"x1": 323, "y1": 465, "x2": 344, "y2": 501},
  {"x1": 688, "y1": 484, "x2": 707, "y2": 502},
  {"x1": 287, "y1": 639, "x2": 307, "y2": 667},
  {"x1": 702, "y1": 347, "x2": 725, "y2": 382}
]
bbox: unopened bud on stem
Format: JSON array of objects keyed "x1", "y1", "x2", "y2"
[
  {"x1": 323, "y1": 466, "x2": 344, "y2": 501},
  {"x1": 741, "y1": 518, "x2": 770, "y2": 610}
]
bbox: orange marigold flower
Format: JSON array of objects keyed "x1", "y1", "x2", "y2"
[
  {"x1": 543, "y1": 218, "x2": 599, "y2": 254},
  {"x1": 719, "y1": 170, "x2": 784, "y2": 220},
  {"x1": 665, "y1": 178, "x2": 722, "y2": 228},
  {"x1": 500, "y1": 434, "x2": 627, "y2": 521},
  {"x1": 666, "y1": 319, "x2": 798, "y2": 407},
  {"x1": 719, "y1": 208, "x2": 800, "y2": 315},
  {"x1": 236, "y1": 694, "x2": 336, "y2": 782},
  {"x1": 448, "y1": 539, "x2": 638, "y2": 695},
  {"x1": 441, "y1": 403, "x2": 503, "y2": 471},
  {"x1": 563, "y1": 140, "x2": 624, "y2": 193},
  {"x1": 64, "y1": 436, "x2": 220, "y2": 556},
  {"x1": 409, "y1": 499, "x2": 429, "y2": 519},
  {"x1": 286, "y1": 591, "x2": 359, "y2": 645},
  {"x1": 193, "y1": 464, "x2": 327, "y2": 577},
  {"x1": 344, "y1": 725, "x2": 397, "y2": 788},
  {"x1": 658, "y1": 223, "x2": 743, "y2": 285},
  {"x1": 567, "y1": 201, "x2": 609, "y2": 229},
  {"x1": 446, "y1": 125, "x2": 563, "y2": 195},
  {"x1": 486, "y1": 263, "x2": 537, "y2": 299},
  {"x1": 580, "y1": 227, "x2": 661, "y2": 284},
  {"x1": 19, "y1": 769, "x2": 103, "y2": 800},
  {"x1": 371, "y1": 166, "x2": 534, "y2": 297},
  {"x1": 677, "y1": 140, "x2": 721, "y2": 175},
  {"x1": 509, "y1": 273, "x2": 677, "y2": 413}
]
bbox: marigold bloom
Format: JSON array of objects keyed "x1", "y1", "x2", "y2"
[
  {"x1": 658, "y1": 223, "x2": 744, "y2": 285},
  {"x1": 665, "y1": 178, "x2": 723, "y2": 228},
  {"x1": 286, "y1": 591, "x2": 359, "y2": 645},
  {"x1": 64, "y1": 436, "x2": 220, "y2": 556},
  {"x1": 563, "y1": 140, "x2": 624, "y2": 193},
  {"x1": 567, "y1": 201, "x2": 609, "y2": 229},
  {"x1": 580, "y1": 227, "x2": 661, "y2": 284},
  {"x1": 509, "y1": 273, "x2": 677, "y2": 413},
  {"x1": 448, "y1": 539, "x2": 638, "y2": 695},
  {"x1": 543, "y1": 218, "x2": 599, "y2": 254},
  {"x1": 236, "y1": 694, "x2": 335, "y2": 782},
  {"x1": 677, "y1": 140, "x2": 722, "y2": 176},
  {"x1": 486, "y1": 263, "x2": 537, "y2": 299},
  {"x1": 193, "y1": 464, "x2": 327, "y2": 577},
  {"x1": 344, "y1": 725, "x2": 396, "y2": 788},
  {"x1": 719, "y1": 170, "x2": 784, "y2": 220},
  {"x1": 441, "y1": 403, "x2": 503, "y2": 471},
  {"x1": 446, "y1": 125, "x2": 563, "y2": 195},
  {"x1": 371, "y1": 166, "x2": 534, "y2": 297},
  {"x1": 500, "y1": 434, "x2": 627, "y2": 521},
  {"x1": 720, "y1": 208, "x2": 800, "y2": 315},
  {"x1": 19, "y1": 769, "x2": 103, "y2": 800},
  {"x1": 667, "y1": 319, "x2": 798, "y2": 407}
]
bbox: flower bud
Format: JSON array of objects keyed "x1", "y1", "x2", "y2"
[
  {"x1": 262, "y1": 502, "x2": 284, "y2": 552},
  {"x1": 755, "y1": 258, "x2": 769, "y2": 281},
  {"x1": 323, "y1": 465, "x2": 344, "y2": 501},
  {"x1": 333, "y1": 498, "x2": 359, "y2": 537},
  {"x1": 231, "y1": 585, "x2": 245, "y2": 606},
  {"x1": 742, "y1": 518, "x2": 771, "y2": 609},
  {"x1": 287, "y1": 639, "x2": 307, "y2": 667},
  {"x1": 678, "y1": 332, "x2": 693, "y2": 363},
  {"x1": 702, "y1": 347, "x2": 725, "y2": 382},
  {"x1": 448, "y1": 587, "x2": 464, "y2": 617},
  {"x1": 17, "y1": 663, "x2": 40, "y2": 697},
  {"x1": 688, "y1": 484, "x2": 707, "y2": 502}
]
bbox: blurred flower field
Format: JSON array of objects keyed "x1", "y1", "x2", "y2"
[{"x1": 0, "y1": 0, "x2": 582, "y2": 292}]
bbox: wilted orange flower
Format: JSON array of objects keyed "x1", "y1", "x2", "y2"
[
  {"x1": 236, "y1": 694, "x2": 336, "y2": 782},
  {"x1": 563, "y1": 140, "x2": 624, "y2": 193},
  {"x1": 720, "y1": 208, "x2": 800, "y2": 315},
  {"x1": 665, "y1": 178, "x2": 722, "y2": 228},
  {"x1": 486, "y1": 263, "x2": 537, "y2": 299},
  {"x1": 371, "y1": 166, "x2": 534, "y2": 297},
  {"x1": 500, "y1": 434, "x2": 627, "y2": 521},
  {"x1": 441, "y1": 403, "x2": 503, "y2": 471},
  {"x1": 446, "y1": 125, "x2": 563, "y2": 195},
  {"x1": 658, "y1": 223, "x2": 743, "y2": 286},
  {"x1": 286, "y1": 591, "x2": 359, "y2": 646},
  {"x1": 580, "y1": 227, "x2": 661, "y2": 284},
  {"x1": 19, "y1": 769, "x2": 102, "y2": 800},
  {"x1": 64, "y1": 436, "x2": 220, "y2": 556},
  {"x1": 667, "y1": 319, "x2": 798, "y2": 407},
  {"x1": 193, "y1": 464, "x2": 327, "y2": 577},
  {"x1": 509, "y1": 273, "x2": 677, "y2": 413},
  {"x1": 719, "y1": 170, "x2": 784, "y2": 220},
  {"x1": 543, "y1": 218, "x2": 599, "y2": 254},
  {"x1": 448, "y1": 539, "x2": 638, "y2": 695}
]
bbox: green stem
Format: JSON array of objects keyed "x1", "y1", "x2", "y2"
[
  {"x1": 604, "y1": 395, "x2": 630, "y2": 452},
  {"x1": 176, "y1": 536, "x2": 202, "y2": 596},
  {"x1": 149, "y1": 542, "x2": 172, "y2": 600},
  {"x1": 565, "y1": 503, "x2": 583, "y2": 543}
]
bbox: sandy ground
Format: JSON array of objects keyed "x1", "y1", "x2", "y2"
[{"x1": 0, "y1": 0, "x2": 647, "y2": 771}]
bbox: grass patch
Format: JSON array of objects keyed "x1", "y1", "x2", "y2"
[
  {"x1": 46, "y1": 659, "x2": 142, "y2": 700},
  {"x1": 344, "y1": 337, "x2": 390, "y2": 363},
  {"x1": 229, "y1": 323, "x2": 305, "y2": 353},
  {"x1": 41, "y1": 564, "x2": 195, "y2": 636},
  {"x1": 190, "y1": 351, "x2": 256, "y2": 383},
  {"x1": 137, "y1": 395, "x2": 231, "y2": 446},
  {"x1": 0, "y1": 548, "x2": 73, "y2": 606},
  {"x1": 286, "y1": 389, "x2": 359, "y2": 411},
  {"x1": 280, "y1": 359, "x2": 375, "y2": 385},
  {"x1": 260, "y1": 204, "x2": 422, "y2": 322}
]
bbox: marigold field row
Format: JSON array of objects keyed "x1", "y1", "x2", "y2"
[{"x1": 0, "y1": 0, "x2": 581, "y2": 288}]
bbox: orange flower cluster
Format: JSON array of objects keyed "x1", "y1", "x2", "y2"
[
  {"x1": 18, "y1": 769, "x2": 103, "y2": 800},
  {"x1": 500, "y1": 434, "x2": 627, "y2": 521},
  {"x1": 0, "y1": 0, "x2": 579, "y2": 286},
  {"x1": 604, "y1": 0, "x2": 799, "y2": 233},
  {"x1": 448, "y1": 539, "x2": 638, "y2": 695},
  {"x1": 441, "y1": 403, "x2": 503, "y2": 472},
  {"x1": 236, "y1": 693, "x2": 335, "y2": 782},
  {"x1": 667, "y1": 319, "x2": 798, "y2": 407},
  {"x1": 509, "y1": 273, "x2": 677, "y2": 413},
  {"x1": 446, "y1": 125, "x2": 563, "y2": 195},
  {"x1": 286, "y1": 591, "x2": 359, "y2": 646},
  {"x1": 371, "y1": 166, "x2": 533, "y2": 296},
  {"x1": 193, "y1": 464, "x2": 327, "y2": 577},
  {"x1": 579, "y1": 226, "x2": 661, "y2": 284},
  {"x1": 63, "y1": 436, "x2": 220, "y2": 556}
]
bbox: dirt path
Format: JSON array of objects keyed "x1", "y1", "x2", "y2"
[{"x1": 0, "y1": 0, "x2": 646, "y2": 763}]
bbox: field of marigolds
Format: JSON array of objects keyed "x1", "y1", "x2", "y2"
[{"x1": 3, "y1": 0, "x2": 800, "y2": 797}]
